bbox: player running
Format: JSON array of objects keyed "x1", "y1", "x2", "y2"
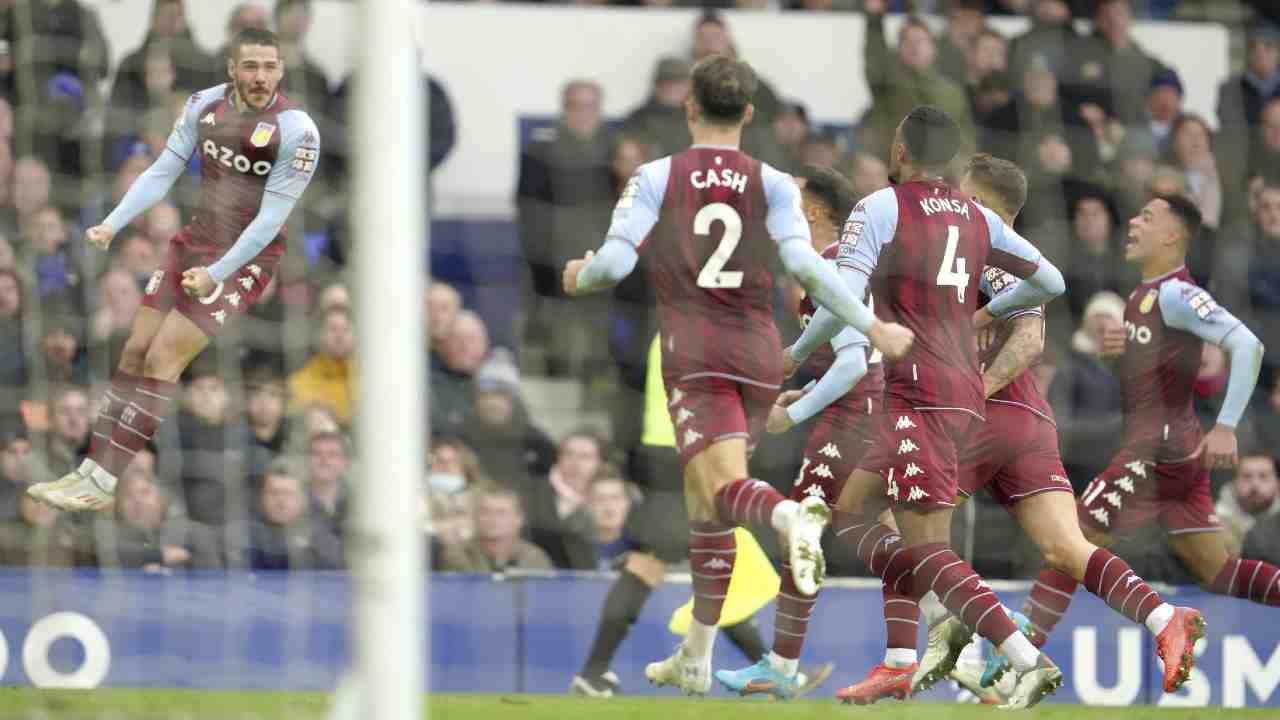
[
  {"x1": 1017, "y1": 194, "x2": 1273, "y2": 688},
  {"x1": 561, "y1": 55, "x2": 913, "y2": 696},
  {"x1": 713, "y1": 165, "x2": 885, "y2": 699},
  {"x1": 787, "y1": 107, "x2": 1067, "y2": 709},
  {"x1": 834, "y1": 155, "x2": 1206, "y2": 705},
  {"x1": 29, "y1": 28, "x2": 320, "y2": 510}
]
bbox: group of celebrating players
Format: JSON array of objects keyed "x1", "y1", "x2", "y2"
[
  {"x1": 12, "y1": 21, "x2": 1279, "y2": 709},
  {"x1": 563, "y1": 54, "x2": 1276, "y2": 709}
]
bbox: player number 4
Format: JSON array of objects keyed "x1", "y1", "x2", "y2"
[
  {"x1": 695, "y1": 202, "x2": 744, "y2": 289},
  {"x1": 936, "y1": 225, "x2": 969, "y2": 303}
]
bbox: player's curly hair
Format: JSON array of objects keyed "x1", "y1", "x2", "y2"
[
  {"x1": 691, "y1": 55, "x2": 757, "y2": 125},
  {"x1": 797, "y1": 165, "x2": 858, "y2": 227},
  {"x1": 964, "y1": 153, "x2": 1028, "y2": 218},
  {"x1": 900, "y1": 105, "x2": 961, "y2": 170}
]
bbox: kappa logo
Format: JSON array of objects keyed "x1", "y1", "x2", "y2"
[
  {"x1": 803, "y1": 484, "x2": 826, "y2": 500},
  {"x1": 907, "y1": 486, "x2": 930, "y2": 502},
  {"x1": 895, "y1": 416, "x2": 917, "y2": 431},
  {"x1": 903, "y1": 463, "x2": 923, "y2": 478},
  {"x1": 676, "y1": 408, "x2": 694, "y2": 425},
  {"x1": 887, "y1": 474, "x2": 899, "y2": 501},
  {"x1": 1125, "y1": 461, "x2": 1148, "y2": 479},
  {"x1": 898, "y1": 439, "x2": 920, "y2": 455},
  {"x1": 811, "y1": 464, "x2": 834, "y2": 479},
  {"x1": 668, "y1": 388, "x2": 684, "y2": 408},
  {"x1": 145, "y1": 270, "x2": 164, "y2": 295},
  {"x1": 1090, "y1": 507, "x2": 1110, "y2": 527},
  {"x1": 201, "y1": 112, "x2": 216, "y2": 126},
  {"x1": 1126, "y1": 574, "x2": 1141, "y2": 587},
  {"x1": 1115, "y1": 476, "x2": 1136, "y2": 493},
  {"x1": 818, "y1": 443, "x2": 841, "y2": 459},
  {"x1": 211, "y1": 309, "x2": 227, "y2": 326},
  {"x1": 703, "y1": 557, "x2": 732, "y2": 571},
  {"x1": 682, "y1": 428, "x2": 703, "y2": 449},
  {"x1": 226, "y1": 292, "x2": 241, "y2": 309},
  {"x1": 1050, "y1": 474, "x2": 1070, "y2": 486},
  {"x1": 1104, "y1": 491, "x2": 1123, "y2": 509},
  {"x1": 247, "y1": 264, "x2": 263, "y2": 278},
  {"x1": 239, "y1": 276, "x2": 255, "y2": 291}
]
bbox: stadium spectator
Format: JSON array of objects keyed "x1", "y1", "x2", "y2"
[
  {"x1": 7, "y1": 156, "x2": 52, "y2": 239},
  {"x1": 0, "y1": 269, "x2": 28, "y2": 400},
  {"x1": 433, "y1": 307, "x2": 486, "y2": 436},
  {"x1": 1243, "y1": 502, "x2": 1280, "y2": 566},
  {"x1": 159, "y1": 363, "x2": 249, "y2": 527},
  {"x1": 36, "y1": 311, "x2": 88, "y2": 387},
  {"x1": 113, "y1": 234, "x2": 161, "y2": 290},
  {"x1": 1009, "y1": 0, "x2": 1078, "y2": 89},
  {"x1": 0, "y1": 490, "x2": 70, "y2": 567},
  {"x1": 772, "y1": 101, "x2": 811, "y2": 173},
  {"x1": 273, "y1": 0, "x2": 333, "y2": 123},
  {"x1": 935, "y1": 0, "x2": 988, "y2": 87},
  {"x1": 461, "y1": 351, "x2": 555, "y2": 492},
  {"x1": 1059, "y1": 191, "x2": 1124, "y2": 321},
  {"x1": 23, "y1": 206, "x2": 84, "y2": 302},
  {"x1": 516, "y1": 78, "x2": 614, "y2": 378},
  {"x1": 239, "y1": 458, "x2": 343, "y2": 571},
  {"x1": 1215, "y1": 176, "x2": 1280, "y2": 363},
  {"x1": 109, "y1": 0, "x2": 216, "y2": 127},
  {"x1": 1047, "y1": 291, "x2": 1126, "y2": 491},
  {"x1": 90, "y1": 465, "x2": 222, "y2": 571},
  {"x1": 1168, "y1": 114, "x2": 1222, "y2": 231},
  {"x1": 861, "y1": 1, "x2": 973, "y2": 157},
  {"x1": 1140, "y1": 68, "x2": 1185, "y2": 155},
  {"x1": 849, "y1": 151, "x2": 890, "y2": 201},
  {"x1": 623, "y1": 57, "x2": 693, "y2": 162},
  {"x1": 0, "y1": 427, "x2": 30, "y2": 521},
  {"x1": 242, "y1": 363, "x2": 291, "y2": 476},
  {"x1": 439, "y1": 484, "x2": 553, "y2": 573},
  {"x1": 307, "y1": 430, "x2": 349, "y2": 534},
  {"x1": 0, "y1": 233, "x2": 13, "y2": 271},
  {"x1": 964, "y1": 27, "x2": 1010, "y2": 118},
  {"x1": 89, "y1": 270, "x2": 143, "y2": 359},
  {"x1": 1219, "y1": 455, "x2": 1280, "y2": 555},
  {"x1": 288, "y1": 306, "x2": 355, "y2": 426},
  {"x1": 1069, "y1": 0, "x2": 1173, "y2": 126},
  {"x1": 525, "y1": 429, "x2": 605, "y2": 569},
  {"x1": 1111, "y1": 128, "x2": 1161, "y2": 222},
  {"x1": 587, "y1": 471, "x2": 636, "y2": 570},
  {"x1": 299, "y1": 403, "x2": 341, "y2": 441},
  {"x1": 800, "y1": 132, "x2": 841, "y2": 169},
  {"x1": 214, "y1": 3, "x2": 271, "y2": 72},
  {"x1": 1218, "y1": 24, "x2": 1280, "y2": 132},
  {"x1": 426, "y1": 437, "x2": 484, "y2": 562}
]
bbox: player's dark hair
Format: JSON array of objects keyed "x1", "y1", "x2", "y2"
[
  {"x1": 900, "y1": 105, "x2": 961, "y2": 170},
  {"x1": 797, "y1": 165, "x2": 858, "y2": 227},
  {"x1": 691, "y1": 55, "x2": 757, "y2": 125},
  {"x1": 274, "y1": 0, "x2": 311, "y2": 17},
  {"x1": 229, "y1": 27, "x2": 279, "y2": 62},
  {"x1": 964, "y1": 153, "x2": 1027, "y2": 217},
  {"x1": 1155, "y1": 193, "x2": 1203, "y2": 243}
]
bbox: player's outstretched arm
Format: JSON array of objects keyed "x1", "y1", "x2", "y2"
[
  {"x1": 979, "y1": 213, "x2": 1066, "y2": 324},
  {"x1": 97, "y1": 151, "x2": 188, "y2": 247},
  {"x1": 776, "y1": 342, "x2": 868, "y2": 432},
  {"x1": 566, "y1": 238, "x2": 638, "y2": 296},
  {"x1": 1161, "y1": 281, "x2": 1264, "y2": 469}
]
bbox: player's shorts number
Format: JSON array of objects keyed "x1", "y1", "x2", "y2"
[
  {"x1": 936, "y1": 225, "x2": 970, "y2": 303},
  {"x1": 695, "y1": 202, "x2": 744, "y2": 289}
]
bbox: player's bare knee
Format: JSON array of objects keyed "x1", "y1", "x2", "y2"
[
  {"x1": 141, "y1": 345, "x2": 183, "y2": 383},
  {"x1": 118, "y1": 341, "x2": 147, "y2": 375},
  {"x1": 1038, "y1": 539, "x2": 1076, "y2": 572}
]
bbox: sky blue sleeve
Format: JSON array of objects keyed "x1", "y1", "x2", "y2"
[
  {"x1": 786, "y1": 346, "x2": 867, "y2": 425},
  {"x1": 165, "y1": 87, "x2": 218, "y2": 161},
  {"x1": 102, "y1": 151, "x2": 188, "y2": 233},
  {"x1": 981, "y1": 208, "x2": 1065, "y2": 317},
  {"x1": 264, "y1": 109, "x2": 321, "y2": 200},
  {"x1": 761, "y1": 163, "x2": 810, "y2": 244},
  {"x1": 605, "y1": 158, "x2": 668, "y2": 249},
  {"x1": 981, "y1": 266, "x2": 1043, "y2": 322},
  {"x1": 206, "y1": 193, "x2": 296, "y2": 283},
  {"x1": 1160, "y1": 280, "x2": 1260, "y2": 429},
  {"x1": 575, "y1": 237, "x2": 639, "y2": 294},
  {"x1": 841, "y1": 187, "x2": 897, "y2": 277}
]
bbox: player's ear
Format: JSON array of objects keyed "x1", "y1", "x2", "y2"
[
  {"x1": 226, "y1": 57, "x2": 235, "y2": 81},
  {"x1": 742, "y1": 103, "x2": 755, "y2": 127}
]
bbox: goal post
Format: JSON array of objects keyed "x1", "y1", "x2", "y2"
[{"x1": 346, "y1": 0, "x2": 427, "y2": 717}]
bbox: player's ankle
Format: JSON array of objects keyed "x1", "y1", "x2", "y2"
[
  {"x1": 884, "y1": 648, "x2": 918, "y2": 668},
  {"x1": 767, "y1": 651, "x2": 798, "y2": 676},
  {"x1": 1144, "y1": 603, "x2": 1175, "y2": 636},
  {"x1": 771, "y1": 500, "x2": 798, "y2": 534}
]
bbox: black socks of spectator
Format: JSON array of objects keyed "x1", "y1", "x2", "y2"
[
  {"x1": 582, "y1": 569, "x2": 652, "y2": 678},
  {"x1": 724, "y1": 618, "x2": 769, "y2": 662}
]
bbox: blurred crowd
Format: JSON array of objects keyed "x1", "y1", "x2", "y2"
[{"x1": 0, "y1": 0, "x2": 1278, "y2": 580}]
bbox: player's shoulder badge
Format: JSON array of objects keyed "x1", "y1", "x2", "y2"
[
  {"x1": 1139, "y1": 288, "x2": 1158, "y2": 314},
  {"x1": 250, "y1": 122, "x2": 276, "y2": 148},
  {"x1": 615, "y1": 174, "x2": 640, "y2": 210}
]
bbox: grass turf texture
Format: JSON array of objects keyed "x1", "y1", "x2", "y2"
[{"x1": 1, "y1": 691, "x2": 1275, "y2": 719}]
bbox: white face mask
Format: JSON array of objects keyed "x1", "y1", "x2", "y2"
[{"x1": 426, "y1": 472, "x2": 466, "y2": 495}]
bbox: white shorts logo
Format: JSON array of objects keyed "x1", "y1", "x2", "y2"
[{"x1": 145, "y1": 270, "x2": 163, "y2": 295}]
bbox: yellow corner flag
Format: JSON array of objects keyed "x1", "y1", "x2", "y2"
[{"x1": 668, "y1": 527, "x2": 780, "y2": 634}]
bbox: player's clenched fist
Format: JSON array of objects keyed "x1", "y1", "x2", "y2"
[
  {"x1": 181, "y1": 267, "x2": 217, "y2": 298},
  {"x1": 1100, "y1": 324, "x2": 1127, "y2": 358},
  {"x1": 767, "y1": 389, "x2": 805, "y2": 434},
  {"x1": 84, "y1": 223, "x2": 115, "y2": 251},
  {"x1": 562, "y1": 250, "x2": 594, "y2": 297},
  {"x1": 868, "y1": 320, "x2": 914, "y2": 360},
  {"x1": 781, "y1": 345, "x2": 802, "y2": 379}
]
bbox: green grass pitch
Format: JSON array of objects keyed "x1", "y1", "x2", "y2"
[{"x1": 0, "y1": 691, "x2": 1275, "y2": 719}]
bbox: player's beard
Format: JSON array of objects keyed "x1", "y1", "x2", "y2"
[{"x1": 236, "y1": 79, "x2": 274, "y2": 111}]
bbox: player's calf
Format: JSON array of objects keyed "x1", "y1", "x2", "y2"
[{"x1": 1211, "y1": 557, "x2": 1280, "y2": 606}]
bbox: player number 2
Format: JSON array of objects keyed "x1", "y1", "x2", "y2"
[
  {"x1": 694, "y1": 203, "x2": 744, "y2": 289},
  {"x1": 936, "y1": 225, "x2": 969, "y2": 303}
]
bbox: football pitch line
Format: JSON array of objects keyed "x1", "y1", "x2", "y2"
[{"x1": 1, "y1": 691, "x2": 1276, "y2": 719}]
